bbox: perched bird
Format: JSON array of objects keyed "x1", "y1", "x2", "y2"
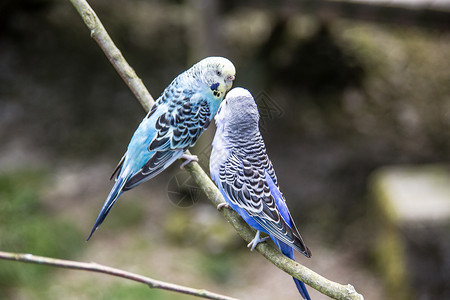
[
  {"x1": 87, "y1": 57, "x2": 236, "y2": 240},
  {"x1": 210, "y1": 87, "x2": 312, "y2": 299}
]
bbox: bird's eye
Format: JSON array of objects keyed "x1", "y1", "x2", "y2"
[{"x1": 216, "y1": 71, "x2": 222, "y2": 76}]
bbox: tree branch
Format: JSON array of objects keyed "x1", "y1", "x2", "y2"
[
  {"x1": 0, "y1": 251, "x2": 237, "y2": 300},
  {"x1": 66, "y1": 1, "x2": 364, "y2": 299}
]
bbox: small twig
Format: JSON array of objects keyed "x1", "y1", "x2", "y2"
[
  {"x1": 66, "y1": 1, "x2": 364, "y2": 299},
  {"x1": 0, "y1": 251, "x2": 238, "y2": 300}
]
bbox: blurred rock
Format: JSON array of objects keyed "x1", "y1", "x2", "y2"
[{"x1": 369, "y1": 164, "x2": 450, "y2": 300}]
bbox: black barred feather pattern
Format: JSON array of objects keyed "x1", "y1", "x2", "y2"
[
  {"x1": 149, "y1": 87, "x2": 211, "y2": 152},
  {"x1": 121, "y1": 81, "x2": 213, "y2": 190},
  {"x1": 218, "y1": 133, "x2": 311, "y2": 257},
  {"x1": 123, "y1": 150, "x2": 183, "y2": 191},
  {"x1": 125, "y1": 87, "x2": 212, "y2": 189}
]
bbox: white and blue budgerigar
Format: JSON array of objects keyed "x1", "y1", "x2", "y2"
[
  {"x1": 87, "y1": 57, "x2": 235, "y2": 240},
  {"x1": 210, "y1": 87, "x2": 312, "y2": 299}
]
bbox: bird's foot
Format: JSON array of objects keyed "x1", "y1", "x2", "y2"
[
  {"x1": 180, "y1": 154, "x2": 199, "y2": 169},
  {"x1": 217, "y1": 202, "x2": 230, "y2": 211},
  {"x1": 247, "y1": 230, "x2": 269, "y2": 251}
]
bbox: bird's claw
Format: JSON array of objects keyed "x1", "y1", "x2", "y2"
[
  {"x1": 247, "y1": 230, "x2": 269, "y2": 251},
  {"x1": 180, "y1": 154, "x2": 199, "y2": 169},
  {"x1": 217, "y1": 203, "x2": 230, "y2": 211}
]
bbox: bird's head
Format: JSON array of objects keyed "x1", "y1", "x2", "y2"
[
  {"x1": 196, "y1": 57, "x2": 236, "y2": 99},
  {"x1": 215, "y1": 87, "x2": 260, "y2": 132}
]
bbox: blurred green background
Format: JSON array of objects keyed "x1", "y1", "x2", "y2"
[{"x1": 0, "y1": 0, "x2": 449, "y2": 299}]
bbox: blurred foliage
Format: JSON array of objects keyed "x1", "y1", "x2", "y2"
[
  {"x1": 47, "y1": 280, "x2": 190, "y2": 300},
  {"x1": 90, "y1": 284, "x2": 185, "y2": 300},
  {"x1": 198, "y1": 253, "x2": 236, "y2": 284},
  {"x1": 100, "y1": 196, "x2": 148, "y2": 231},
  {"x1": 163, "y1": 206, "x2": 240, "y2": 254},
  {"x1": 257, "y1": 18, "x2": 365, "y2": 97},
  {"x1": 0, "y1": 169, "x2": 83, "y2": 298}
]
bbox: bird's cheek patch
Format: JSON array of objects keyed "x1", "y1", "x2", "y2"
[{"x1": 210, "y1": 82, "x2": 220, "y2": 91}]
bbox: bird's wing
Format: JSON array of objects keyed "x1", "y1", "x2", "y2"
[
  {"x1": 219, "y1": 149, "x2": 311, "y2": 257},
  {"x1": 123, "y1": 149, "x2": 183, "y2": 191},
  {"x1": 122, "y1": 91, "x2": 212, "y2": 189},
  {"x1": 148, "y1": 93, "x2": 211, "y2": 152},
  {"x1": 264, "y1": 171, "x2": 311, "y2": 257}
]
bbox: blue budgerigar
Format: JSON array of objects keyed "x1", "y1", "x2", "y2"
[
  {"x1": 210, "y1": 87, "x2": 312, "y2": 299},
  {"x1": 87, "y1": 57, "x2": 235, "y2": 240}
]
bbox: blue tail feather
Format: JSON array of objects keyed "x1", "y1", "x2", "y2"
[
  {"x1": 87, "y1": 174, "x2": 128, "y2": 241},
  {"x1": 275, "y1": 238, "x2": 311, "y2": 300},
  {"x1": 293, "y1": 277, "x2": 311, "y2": 300}
]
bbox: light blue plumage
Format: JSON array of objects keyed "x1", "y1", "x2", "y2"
[
  {"x1": 210, "y1": 87, "x2": 312, "y2": 299},
  {"x1": 87, "y1": 57, "x2": 235, "y2": 240}
]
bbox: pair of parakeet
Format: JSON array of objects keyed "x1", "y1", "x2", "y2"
[{"x1": 87, "y1": 57, "x2": 311, "y2": 299}]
